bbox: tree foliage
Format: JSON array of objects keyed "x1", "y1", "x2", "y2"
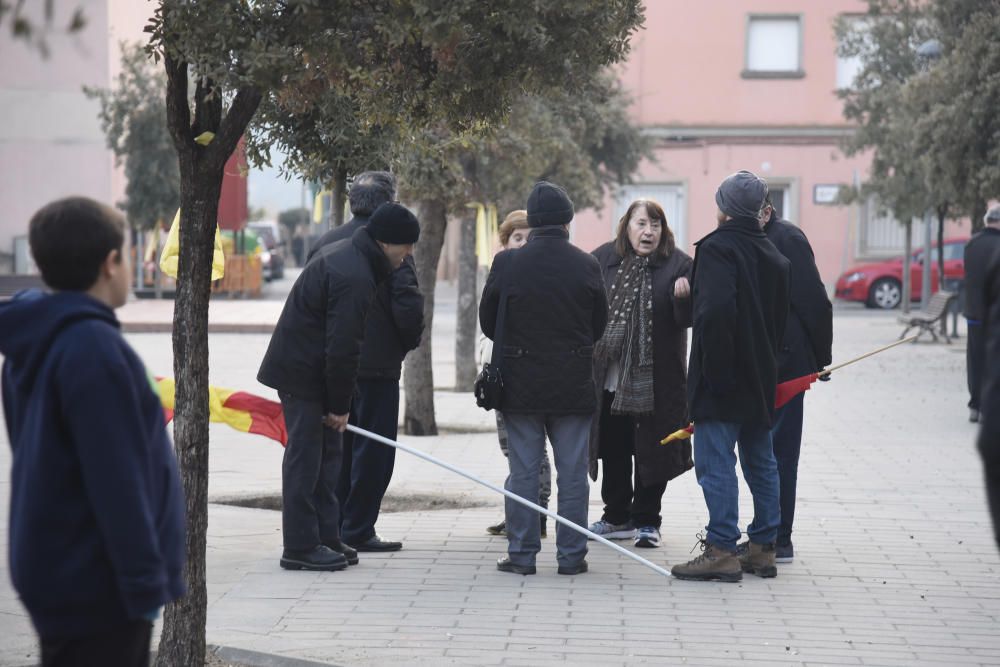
[
  {"x1": 85, "y1": 43, "x2": 179, "y2": 230},
  {"x1": 0, "y1": 0, "x2": 85, "y2": 57}
]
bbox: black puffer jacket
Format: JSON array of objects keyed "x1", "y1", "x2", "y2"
[
  {"x1": 688, "y1": 216, "x2": 790, "y2": 428},
  {"x1": 764, "y1": 214, "x2": 833, "y2": 381},
  {"x1": 588, "y1": 242, "x2": 694, "y2": 485},
  {"x1": 479, "y1": 226, "x2": 608, "y2": 415},
  {"x1": 258, "y1": 227, "x2": 392, "y2": 413},
  {"x1": 307, "y1": 216, "x2": 424, "y2": 379}
]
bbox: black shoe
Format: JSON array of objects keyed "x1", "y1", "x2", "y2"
[
  {"x1": 496, "y1": 555, "x2": 536, "y2": 575},
  {"x1": 349, "y1": 534, "x2": 402, "y2": 552},
  {"x1": 280, "y1": 545, "x2": 348, "y2": 571},
  {"x1": 540, "y1": 516, "x2": 548, "y2": 538},
  {"x1": 557, "y1": 560, "x2": 588, "y2": 575},
  {"x1": 324, "y1": 539, "x2": 359, "y2": 565},
  {"x1": 486, "y1": 519, "x2": 506, "y2": 536}
]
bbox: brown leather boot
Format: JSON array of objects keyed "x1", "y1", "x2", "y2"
[
  {"x1": 738, "y1": 541, "x2": 777, "y2": 578},
  {"x1": 671, "y1": 539, "x2": 743, "y2": 582}
]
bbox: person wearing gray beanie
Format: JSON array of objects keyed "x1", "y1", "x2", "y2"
[{"x1": 715, "y1": 170, "x2": 770, "y2": 223}]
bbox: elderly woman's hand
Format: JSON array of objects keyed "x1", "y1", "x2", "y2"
[{"x1": 673, "y1": 277, "x2": 691, "y2": 299}]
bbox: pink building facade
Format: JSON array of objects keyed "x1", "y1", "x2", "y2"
[{"x1": 572, "y1": 0, "x2": 964, "y2": 287}]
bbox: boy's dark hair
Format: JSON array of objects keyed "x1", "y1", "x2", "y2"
[{"x1": 29, "y1": 197, "x2": 126, "y2": 291}]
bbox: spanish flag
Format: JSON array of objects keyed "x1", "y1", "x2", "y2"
[{"x1": 155, "y1": 378, "x2": 287, "y2": 446}]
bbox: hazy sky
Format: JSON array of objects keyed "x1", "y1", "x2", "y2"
[{"x1": 247, "y1": 151, "x2": 309, "y2": 218}]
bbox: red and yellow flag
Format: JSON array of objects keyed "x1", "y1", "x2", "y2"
[{"x1": 155, "y1": 378, "x2": 287, "y2": 446}]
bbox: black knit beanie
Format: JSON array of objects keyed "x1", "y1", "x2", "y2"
[
  {"x1": 366, "y1": 202, "x2": 420, "y2": 244},
  {"x1": 526, "y1": 181, "x2": 574, "y2": 227}
]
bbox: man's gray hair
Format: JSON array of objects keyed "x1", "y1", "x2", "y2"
[
  {"x1": 348, "y1": 171, "x2": 397, "y2": 217},
  {"x1": 985, "y1": 205, "x2": 1000, "y2": 224}
]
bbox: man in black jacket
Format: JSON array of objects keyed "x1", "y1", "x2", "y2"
[
  {"x1": 258, "y1": 203, "x2": 420, "y2": 571},
  {"x1": 308, "y1": 172, "x2": 424, "y2": 552},
  {"x1": 761, "y1": 200, "x2": 833, "y2": 564},
  {"x1": 672, "y1": 171, "x2": 789, "y2": 583},
  {"x1": 965, "y1": 206, "x2": 1000, "y2": 424},
  {"x1": 968, "y1": 205, "x2": 1000, "y2": 547},
  {"x1": 480, "y1": 181, "x2": 608, "y2": 576}
]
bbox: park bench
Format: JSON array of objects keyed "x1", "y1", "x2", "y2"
[{"x1": 897, "y1": 289, "x2": 956, "y2": 343}]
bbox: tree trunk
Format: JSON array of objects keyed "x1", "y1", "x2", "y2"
[
  {"x1": 455, "y1": 214, "x2": 479, "y2": 391},
  {"x1": 332, "y1": 166, "x2": 347, "y2": 228},
  {"x1": 403, "y1": 198, "x2": 447, "y2": 435},
  {"x1": 972, "y1": 199, "x2": 987, "y2": 234},
  {"x1": 155, "y1": 161, "x2": 221, "y2": 667},
  {"x1": 156, "y1": 49, "x2": 261, "y2": 666},
  {"x1": 901, "y1": 219, "x2": 912, "y2": 314}
]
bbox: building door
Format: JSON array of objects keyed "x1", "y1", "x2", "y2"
[{"x1": 615, "y1": 184, "x2": 686, "y2": 250}]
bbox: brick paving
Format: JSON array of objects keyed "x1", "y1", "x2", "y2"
[{"x1": 1, "y1": 286, "x2": 998, "y2": 665}]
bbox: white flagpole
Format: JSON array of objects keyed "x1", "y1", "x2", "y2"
[{"x1": 346, "y1": 424, "x2": 672, "y2": 579}]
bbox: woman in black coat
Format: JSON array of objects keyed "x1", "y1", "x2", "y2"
[{"x1": 588, "y1": 199, "x2": 694, "y2": 548}]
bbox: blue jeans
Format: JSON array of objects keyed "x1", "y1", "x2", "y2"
[
  {"x1": 502, "y1": 412, "x2": 592, "y2": 568},
  {"x1": 694, "y1": 420, "x2": 780, "y2": 552}
]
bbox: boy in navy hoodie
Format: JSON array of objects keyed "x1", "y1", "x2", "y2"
[{"x1": 0, "y1": 197, "x2": 186, "y2": 666}]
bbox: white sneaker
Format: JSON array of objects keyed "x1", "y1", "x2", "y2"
[
  {"x1": 634, "y1": 526, "x2": 661, "y2": 548},
  {"x1": 587, "y1": 520, "x2": 636, "y2": 540}
]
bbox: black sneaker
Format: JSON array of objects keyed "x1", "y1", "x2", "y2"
[
  {"x1": 280, "y1": 545, "x2": 348, "y2": 571},
  {"x1": 486, "y1": 519, "x2": 506, "y2": 536},
  {"x1": 775, "y1": 542, "x2": 794, "y2": 564},
  {"x1": 557, "y1": 560, "x2": 589, "y2": 575},
  {"x1": 496, "y1": 555, "x2": 535, "y2": 575}
]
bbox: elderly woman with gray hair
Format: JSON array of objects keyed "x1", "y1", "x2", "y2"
[{"x1": 587, "y1": 199, "x2": 694, "y2": 549}]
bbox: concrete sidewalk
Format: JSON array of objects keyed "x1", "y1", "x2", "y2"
[{"x1": 1, "y1": 303, "x2": 999, "y2": 665}]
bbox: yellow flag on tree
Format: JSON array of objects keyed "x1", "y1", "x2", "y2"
[{"x1": 158, "y1": 209, "x2": 226, "y2": 280}]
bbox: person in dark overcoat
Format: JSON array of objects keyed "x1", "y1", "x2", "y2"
[
  {"x1": 258, "y1": 203, "x2": 420, "y2": 571},
  {"x1": 587, "y1": 198, "x2": 694, "y2": 550},
  {"x1": 479, "y1": 181, "x2": 608, "y2": 576},
  {"x1": 971, "y1": 205, "x2": 1000, "y2": 548},
  {"x1": 965, "y1": 206, "x2": 1000, "y2": 424},
  {"x1": 671, "y1": 171, "x2": 789, "y2": 583},
  {"x1": 308, "y1": 172, "x2": 425, "y2": 553},
  {"x1": 762, "y1": 200, "x2": 833, "y2": 564}
]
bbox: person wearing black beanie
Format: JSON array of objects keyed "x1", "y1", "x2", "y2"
[
  {"x1": 526, "y1": 181, "x2": 574, "y2": 227},
  {"x1": 366, "y1": 202, "x2": 420, "y2": 269}
]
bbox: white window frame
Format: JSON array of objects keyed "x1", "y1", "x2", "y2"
[{"x1": 743, "y1": 14, "x2": 805, "y2": 79}]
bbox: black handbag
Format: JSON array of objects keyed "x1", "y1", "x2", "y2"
[{"x1": 475, "y1": 270, "x2": 511, "y2": 411}]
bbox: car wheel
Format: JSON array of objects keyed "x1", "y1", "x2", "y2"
[{"x1": 867, "y1": 278, "x2": 902, "y2": 309}]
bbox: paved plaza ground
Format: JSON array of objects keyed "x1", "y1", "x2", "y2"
[{"x1": 1, "y1": 279, "x2": 998, "y2": 665}]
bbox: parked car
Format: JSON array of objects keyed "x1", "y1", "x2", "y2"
[
  {"x1": 835, "y1": 238, "x2": 968, "y2": 309},
  {"x1": 248, "y1": 221, "x2": 286, "y2": 281}
]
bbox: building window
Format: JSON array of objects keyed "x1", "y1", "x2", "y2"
[
  {"x1": 743, "y1": 15, "x2": 804, "y2": 79},
  {"x1": 836, "y1": 15, "x2": 868, "y2": 89}
]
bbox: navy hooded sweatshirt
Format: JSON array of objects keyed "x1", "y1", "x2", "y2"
[{"x1": 0, "y1": 290, "x2": 185, "y2": 639}]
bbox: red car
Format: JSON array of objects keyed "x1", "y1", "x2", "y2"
[{"x1": 835, "y1": 238, "x2": 968, "y2": 309}]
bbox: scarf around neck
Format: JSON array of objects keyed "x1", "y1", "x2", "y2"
[{"x1": 594, "y1": 251, "x2": 654, "y2": 415}]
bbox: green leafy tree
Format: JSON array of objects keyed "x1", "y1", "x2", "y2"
[
  {"x1": 145, "y1": 1, "x2": 644, "y2": 662},
  {"x1": 85, "y1": 43, "x2": 179, "y2": 231}
]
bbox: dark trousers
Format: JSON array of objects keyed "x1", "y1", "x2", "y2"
[
  {"x1": 598, "y1": 392, "x2": 666, "y2": 528},
  {"x1": 280, "y1": 392, "x2": 343, "y2": 551},
  {"x1": 771, "y1": 393, "x2": 805, "y2": 546},
  {"x1": 968, "y1": 322, "x2": 984, "y2": 410},
  {"x1": 336, "y1": 378, "x2": 399, "y2": 544},
  {"x1": 41, "y1": 620, "x2": 152, "y2": 667},
  {"x1": 979, "y1": 428, "x2": 1000, "y2": 549}
]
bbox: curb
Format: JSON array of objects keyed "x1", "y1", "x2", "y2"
[
  {"x1": 122, "y1": 323, "x2": 275, "y2": 334},
  {"x1": 210, "y1": 644, "x2": 343, "y2": 667}
]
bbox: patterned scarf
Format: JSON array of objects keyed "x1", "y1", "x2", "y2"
[{"x1": 594, "y1": 252, "x2": 655, "y2": 415}]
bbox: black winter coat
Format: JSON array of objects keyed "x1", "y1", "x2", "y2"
[
  {"x1": 764, "y1": 215, "x2": 833, "y2": 381},
  {"x1": 971, "y1": 229, "x2": 1000, "y2": 435},
  {"x1": 479, "y1": 226, "x2": 608, "y2": 415},
  {"x1": 588, "y1": 242, "x2": 695, "y2": 485},
  {"x1": 307, "y1": 215, "x2": 424, "y2": 379},
  {"x1": 963, "y1": 228, "x2": 1000, "y2": 323},
  {"x1": 688, "y1": 216, "x2": 790, "y2": 428},
  {"x1": 258, "y1": 227, "x2": 392, "y2": 414}
]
